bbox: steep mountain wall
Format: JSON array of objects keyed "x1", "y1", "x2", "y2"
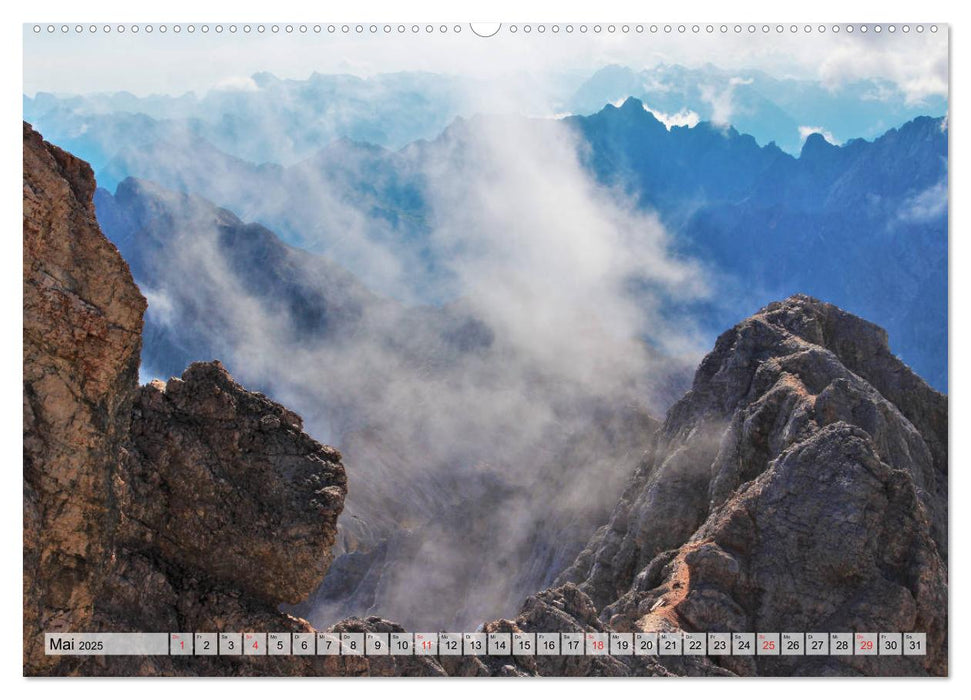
[
  {"x1": 24, "y1": 121, "x2": 147, "y2": 673},
  {"x1": 555, "y1": 295, "x2": 947, "y2": 676},
  {"x1": 23, "y1": 123, "x2": 355, "y2": 676}
]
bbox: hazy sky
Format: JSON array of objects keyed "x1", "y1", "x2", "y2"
[{"x1": 24, "y1": 23, "x2": 948, "y2": 104}]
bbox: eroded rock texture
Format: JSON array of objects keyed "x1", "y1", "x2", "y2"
[
  {"x1": 124, "y1": 362, "x2": 346, "y2": 605},
  {"x1": 557, "y1": 295, "x2": 947, "y2": 676},
  {"x1": 23, "y1": 123, "x2": 348, "y2": 676},
  {"x1": 24, "y1": 121, "x2": 147, "y2": 673}
]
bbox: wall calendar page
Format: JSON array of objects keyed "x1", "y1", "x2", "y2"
[{"x1": 21, "y1": 9, "x2": 950, "y2": 681}]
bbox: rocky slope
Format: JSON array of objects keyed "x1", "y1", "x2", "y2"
[
  {"x1": 555, "y1": 294, "x2": 947, "y2": 675},
  {"x1": 24, "y1": 120, "x2": 147, "y2": 674},
  {"x1": 24, "y1": 123, "x2": 356, "y2": 676}
]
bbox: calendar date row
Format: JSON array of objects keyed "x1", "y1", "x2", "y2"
[{"x1": 47, "y1": 631, "x2": 926, "y2": 657}]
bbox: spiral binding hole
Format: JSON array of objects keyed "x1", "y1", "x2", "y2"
[{"x1": 29, "y1": 22, "x2": 945, "y2": 37}]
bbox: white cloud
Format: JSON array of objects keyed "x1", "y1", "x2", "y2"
[
  {"x1": 698, "y1": 76, "x2": 756, "y2": 129},
  {"x1": 211, "y1": 75, "x2": 260, "y2": 92},
  {"x1": 424, "y1": 115, "x2": 708, "y2": 382},
  {"x1": 898, "y1": 178, "x2": 947, "y2": 222},
  {"x1": 699, "y1": 82, "x2": 736, "y2": 127},
  {"x1": 640, "y1": 74, "x2": 675, "y2": 95},
  {"x1": 125, "y1": 111, "x2": 712, "y2": 628},
  {"x1": 817, "y1": 36, "x2": 948, "y2": 104},
  {"x1": 642, "y1": 102, "x2": 700, "y2": 130},
  {"x1": 798, "y1": 125, "x2": 840, "y2": 145},
  {"x1": 142, "y1": 287, "x2": 177, "y2": 327}
]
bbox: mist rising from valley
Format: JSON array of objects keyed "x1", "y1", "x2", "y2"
[{"x1": 30, "y1": 58, "x2": 948, "y2": 629}]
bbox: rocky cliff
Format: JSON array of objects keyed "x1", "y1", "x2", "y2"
[
  {"x1": 23, "y1": 123, "x2": 357, "y2": 676},
  {"x1": 24, "y1": 121, "x2": 147, "y2": 673},
  {"x1": 554, "y1": 295, "x2": 947, "y2": 676}
]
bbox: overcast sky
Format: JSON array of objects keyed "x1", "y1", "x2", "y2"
[{"x1": 23, "y1": 23, "x2": 948, "y2": 105}]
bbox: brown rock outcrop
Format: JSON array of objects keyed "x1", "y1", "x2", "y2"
[
  {"x1": 124, "y1": 362, "x2": 346, "y2": 605},
  {"x1": 24, "y1": 121, "x2": 147, "y2": 672},
  {"x1": 23, "y1": 123, "x2": 348, "y2": 676}
]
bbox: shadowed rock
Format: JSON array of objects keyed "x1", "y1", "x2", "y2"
[
  {"x1": 23, "y1": 122, "x2": 348, "y2": 676},
  {"x1": 557, "y1": 294, "x2": 947, "y2": 676}
]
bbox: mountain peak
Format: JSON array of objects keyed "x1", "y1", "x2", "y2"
[
  {"x1": 597, "y1": 97, "x2": 665, "y2": 131},
  {"x1": 756, "y1": 293, "x2": 889, "y2": 356},
  {"x1": 800, "y1": 130, "x2": 838, "y2": 159},
  {"x1": 559, "y1": 292, "x2": 947, "y2": 675}
]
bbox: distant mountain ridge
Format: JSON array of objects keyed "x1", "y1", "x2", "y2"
[
  {"x1": 571, "y1": 100, "x2": 948, "y2": 390},
  {"x1": 24, "y1": 71, "x2": 473, "y2": 165},
  {"x1": 82, "y1": 100, "x2": 948, "y2": 391},
  {"x1": 567, "y1": 63, "x2": 948, "y2": 153}
]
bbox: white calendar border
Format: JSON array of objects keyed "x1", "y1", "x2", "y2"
[{"x1": 3, "y1": 0, "x2": 963, "y2": 698}]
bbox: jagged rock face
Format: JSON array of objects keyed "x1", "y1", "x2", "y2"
[
  {"x1": 621, "y1": 423, "x2": 946, "y2": 677},
  {"x1": 80, "y1": 364, "x2": 349, "y2": 677},
  {"x1": 23, "y1": 124, "x2": 349, "y2": 676},
  {"x1": 758, "y1": 298, "x2": 947, "y2": 555},
  {"x1": 465, "y1": 583, "x2": 728, "y2": 677},
  {"x1": 123, "y1": 362, "x2": 346, "y2": 604},
  {"x1": 558, "y1": 295, "x2": 947, "y2": 675},
  {"x1": 23, "y1": 122, "x2": 147, "y2": 673}
]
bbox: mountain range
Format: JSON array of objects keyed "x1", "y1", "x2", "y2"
[
  {"x1": 78, "y1": 98, "x2": 949, "y2": 390},
  {"x1": 25, "y1": 63, "x2": 946, "y2": 164},
  {"x1": 23, "y1": 71, "x2": 472, "y2": 166},
  {"x1": 571, "y1": 99, "x2": 948, "y2": 390},
  {"x1": 567, "y1": 64, "x2": 947, "y2": 153}
]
